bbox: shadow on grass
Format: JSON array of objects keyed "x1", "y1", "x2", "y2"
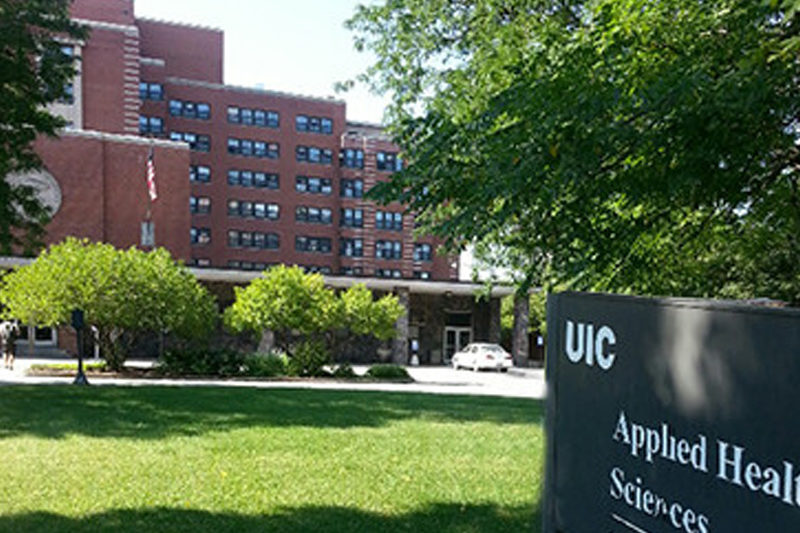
[
  {"x1": 0, "y1": 503, "x2": 541, "y2": 533},
  {"x1": 0, "y1": 386, "x2": 542, "y2": 440}
]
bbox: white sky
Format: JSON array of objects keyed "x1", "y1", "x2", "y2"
[{"x1": 134, "y1": 0, "x2": 387, "y2": 124}]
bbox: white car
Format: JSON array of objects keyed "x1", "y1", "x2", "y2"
[{"x1": 451, "y1": 343, "x2": 513, "y2": 372}]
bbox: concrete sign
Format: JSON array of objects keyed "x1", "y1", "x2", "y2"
[{"x1": 543, "y1": 292, "x2": 800, "y2": 533}]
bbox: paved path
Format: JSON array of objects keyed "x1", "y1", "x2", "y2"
[{"x1": 0, "y1": 358, "x2": 545, "y2": 399}]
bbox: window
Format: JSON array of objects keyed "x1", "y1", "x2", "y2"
[
  {"x1": 139, "y1": 82, "x2": 163, "y2": 101},
  {"x1": 295, "y1": 206, "x2": 332, "y2": 224},
  {"x1": 227, "y1": 199, "x2": 280, "y2": 220},
  {"x1": 228, "y1": 137, "x2": 279, "y2": 159},
  {"x1": 301, "y1": 265, "x2": 332, "y2": 275},
  {"x1": 414, "y1": 243, "x2": 433, "y2": 262},
  {"x1": 296, "y1": 145, "x2": 333, "y2": 165},
  {"x1": 296, "y1": 114, "x2": 333, "y2": 134},
  {"x1": 228, "y1": 106, "x2": 279, "y2": 128},
  {"x1": 189, "y1": 196, "x2": 211, "y2": 214},
  {"x1": 190, "y1": 227, "x2": 211, "y2": 245},
  {"x1": 227, "y1": 230, "x2": 279, "y2": 250},
  {"x1": 340, "y1": 238, "x2": 363, "y2": 258},
  {"x1": 376, "y1": 269, "x2": 403, "y2": 279},
  {"x1": 295, "y1": 176, "x2": 332, "y2": 195},
  {"x1": 340, "y1": 179, "x2": 363, "y2": 198},
  {"x1": 340, "y1": 266, "x2": 363, "y2": 276},
  {"x1": 340, "y1": 148, "x2": 364, "y2": 169},
  {"x1": 376, "y1": 240, "x2": 402, "y2": 260},
  {"x1": 295, "y1": 236, "x2": 332, "y2": 254},
  {"x1": 169, "y1": 99, "x2": 211, "y2": 120},
  {"x1": 227, "y1": 170, "x2": 279, "y2": 189},
  {"x1": 192, "y1": 258, "x2": 211, "y2": 268},
  {"x1": 139, "y1": 115, "x2": 164, "y2": 134},
  {"x1": 413, "y1": 271, "x2": 431, "y2": 280},
  {"x1": 59, "y1": 83, "x2": 75, "y2": 105},
  {"x1": 340, "y1": 208, "x2": 363, "y2": 228},
  {"x1": 376, "y1": 151, "x2": 403, "y2": 172},
  {"x1": 376, "y1": 211, "x2": 403, "y2": 231},
  {"x1": 190, "y1": 165, "x2": 211, "y2": 183},
  {"x1": 170, "y1": 131, "x2": 210, "y2": 152}
]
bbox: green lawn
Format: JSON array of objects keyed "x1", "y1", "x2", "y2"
[{"x1": 0, "y1": 386, "x2": 543, "y2": 532}]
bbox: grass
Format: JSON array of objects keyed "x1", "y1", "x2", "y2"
[{"x1": 0, "y1": 386, "x2": 543, "y2": 532}]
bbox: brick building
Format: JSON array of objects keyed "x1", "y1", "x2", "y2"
[{"x1": 9, "y1": 0, "x2": 533, "y2": 365}]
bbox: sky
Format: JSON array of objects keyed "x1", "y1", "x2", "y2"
[{"x1": 134, "y1": 0, "x2": 387, "y2": 124}]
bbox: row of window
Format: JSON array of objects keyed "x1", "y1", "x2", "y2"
[
  {"x1": 296, "y1": 206, "x2": 332, "y2": 224},
  {"x1": 139, "y1": 115, "x2": 164, "y2": 134},
  {"x1": 296, "y1": 115, "x2": 333, "y2": 134},
  {"x1": 190, "y1": 196, "x2": 211, "y2": 214},
  {"x1": 228, "y1": 169, "x2": 279, "y2": 189},
  {"x1": 227, "y1": 137, "x2": 280, "y2": 159},
  {"x1": 170, "y1": 99, "x2": 211, "y2": 120},
  {"x1": 227, "y1": 200, "x2": 280, "y2": 220},
  {"x1": 228, "y1": 106, "x2": 280, "y2": 128},
  {"x1": 165, "y1": 133, "x2": 396, "y2": 175},
  {"x1": 228, "y1": 230, "x2": 280, "y2": 250},
  {"x1": 296, "y1": 145, "x2": 334, "y2": 165},
  {"x1": 170, "y1": 131, "x2": 210, "y2": 152},
  {"x1": 139, "y1": 82, "x2": 164, "y2": 101},
  {"x1": 376, "y1": 151, "x2": 403, "y2": 172},
  {"x1": 191, "y1": 168, "x2": 363, "y2": 198}
]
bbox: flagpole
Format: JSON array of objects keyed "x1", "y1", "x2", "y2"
[{"x1": 144, "y1": 139, "x2": 157, "y2": 249}]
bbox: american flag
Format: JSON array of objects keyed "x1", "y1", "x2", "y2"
[{"x1": 146, "y1": 146, "x2": 157, "y2": 201}]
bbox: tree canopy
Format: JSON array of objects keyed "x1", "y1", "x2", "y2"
[
  {"x1": 348, "y1": 0, "x2": 800, "y2": 304},
  {"x1": 224, "y1": 265, "x2": 404, "y2": 355},
  {"x1": 0, "y1": 238, "x2": 217, "y2": 369},
  {"x1": 0, "y1": 0, "x2": 86, "y2": 254}
]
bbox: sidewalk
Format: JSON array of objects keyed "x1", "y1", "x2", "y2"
[{"x1": 0, "y1": 358, "x2": 545, "y2": 399}]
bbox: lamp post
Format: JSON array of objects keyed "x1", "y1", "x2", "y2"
[{"x1": 71, "y1": 309, "x2": 89, "y2": 385}]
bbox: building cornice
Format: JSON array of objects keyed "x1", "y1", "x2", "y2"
[
  {"x1": 73, "y1": 18, "x2": 139, "y2": 36},
  {"x1": 60, "y1": 129, "x2": 190, "y2": 150},
  {"x1": 165, "y1": 77, "x2": 346, "y2": 107},
  {"x1": 136, "y1": 17, "x2": 222, "y2": 34}
]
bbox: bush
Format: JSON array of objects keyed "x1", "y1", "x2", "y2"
[
  {"x1": 160, "y1": 347, "x2": 245, "y2": 376},
  {"x1": 288, "y1": 339, "x2": 330, "y2": 377},
  {"x1": 365, "y1": 364, "x2": 412, "y2": 381},
  {"x1": 242, "y1": 352, "x2": 287, "y2": 377},
  {"x1": 332, "y1": 363, "x2": 357, "y2": 379}
]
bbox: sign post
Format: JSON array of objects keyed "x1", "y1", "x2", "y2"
[
  {"x1": 71, "y1": 309, "x2": 88, "y2": 386},
  {"x1": 543, "y1": 293, "x2": 800, "y2": 533}
]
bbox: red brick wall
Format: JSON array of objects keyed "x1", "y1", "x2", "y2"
[
  {"x1": 71, "y1": 0, "x2": 135, "y2": 25},
  {"x1": 80, "y1": 26, "x2": 140, "y2": 135},
  {"x1": 35, "y1": 132, "x2": 191, "y2": 261},
  {"x1": 137, "y1": 19, "x2": 223, "y2": 84}
]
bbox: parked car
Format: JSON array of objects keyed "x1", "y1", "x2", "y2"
[{"x1": 451, "y1": 343, "x2": 513, "y2": 372}]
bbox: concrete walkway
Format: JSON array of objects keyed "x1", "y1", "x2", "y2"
[{"x1": 0, "y1": 358, "x2": 545, "y2": 399}]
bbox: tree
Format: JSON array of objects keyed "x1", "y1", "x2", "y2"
[
  {"x1": 224, "y1": 265, "x2": 404, "y2": 359},
  {"x1": 348, "y1": 0, "x2": 800, "y2": 304},
  {"x1": 0, "y1": 238, "x2": 217, "y2": 370},
  {"x1": 0, "y1": 0, "x2": 87, "y2": 255}
]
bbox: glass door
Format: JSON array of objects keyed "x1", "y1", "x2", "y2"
[{"x1": 443, "y1": 327, "x2": 471, "y2": 363}]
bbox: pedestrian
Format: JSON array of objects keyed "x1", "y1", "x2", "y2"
[{"x1": 1, "y1": 321, "x2": 19, "y2": 371}]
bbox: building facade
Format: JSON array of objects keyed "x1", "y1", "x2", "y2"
[{"x1": 11, "y1": 0, "x2": 535, "y2": 365}]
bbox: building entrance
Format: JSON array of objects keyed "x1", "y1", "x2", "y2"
[{"x1": 443, "y1": 327, "x2": 471, "y2": 363}]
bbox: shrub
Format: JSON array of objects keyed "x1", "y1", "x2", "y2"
[
  {"x1": 365, "y1": 364, "x2": 412, "y2": 381},
  {"x1": 332, "y1": 363, "x2": 357, "y2": 379},
  {"x1": 242, "y1": 352, "x2": 287, "y2": 377},
  {"x1": 160, "y1": 347, "x2": 244, "y2": 376},
  {"x1": 288, "y1": 339, "x2": 330, "y2": 377}
]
